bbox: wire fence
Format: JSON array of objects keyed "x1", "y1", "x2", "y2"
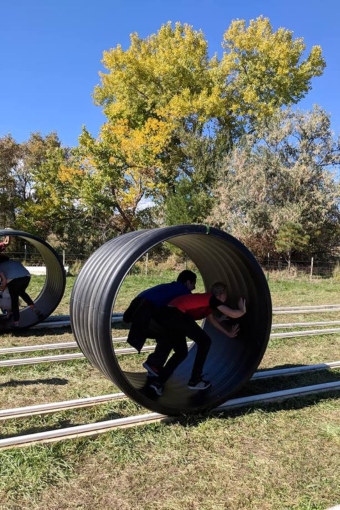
[
  {"x1": 261, "y1": 257, "x2": 340, "y2": 279},
  {"x1": 2, "y1": 249, "x2": 340, "y2": 280}
]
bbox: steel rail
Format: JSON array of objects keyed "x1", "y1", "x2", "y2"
[
  {"x1": 0, "y1": 337, "x2": 128, "y2": 355},
  {"x1": 1, "y1": 380, "x2": 339, "y2": 449},
  {"x1": 1, "y1": 361, "x2": 339, "y2": 420},
  {"x1": 270, "y1": 327, "x2": 340, "y2": 338},
  {"x1": 0, "y1": 345, "x2": 156, "y2": 367},
  {"x1": 27, "y1": 304, "x2": 340, "y2": 330},
  {"x1": 2, "y1": 317, "x2": 340, "y2": 357},
  {"x1": 0, "y1": 393, "x2": 126, "y2": 419},
  {"x1": 3, "y1": 319, "x2": 340, "y2": 356},
  {"x1": 271, "y1": 320, "x2": 340, "y2": 329},
  {"x1": 251, "y1": 360, "x2": 340, "y2": 379},
  {"x1": 273, "y1": 308, "x2": 340, "y2": 315},
  {"x1": 2, "y1": 326, "x2": 340, "y2": 367},
  {"x1": 272, "y1": 304, "x2": 340, "y2": 311},
  {"x1": 32, "y1": 317, "x2": 124, "y2": 329}
]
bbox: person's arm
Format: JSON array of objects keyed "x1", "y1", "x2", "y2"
[
  {"x1": 0, "y1": 271, "x2": 7, "y2": 291},
  {"x1": 206, "y1": 313, "x2": 240, "y2": 338},
  {"x1": 216, "y1": 313, "x2": 229, "y2": 323},
  {"x1": 216, "y1": 298, "x2": 246, "y2": 319}
]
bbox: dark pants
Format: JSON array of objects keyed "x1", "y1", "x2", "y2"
[
  {"x1": 145, "y1": 333, "x2": 174, "y2": 369},
  {"x1": 7, "y1": 276, "x2": 34, "y2": 322},
  {"x1": 152, "y1": 307, "x2": 212, "y2": 384},
  {"x1": 124, "y1": 298, "x2": 169, "y2": 353}
]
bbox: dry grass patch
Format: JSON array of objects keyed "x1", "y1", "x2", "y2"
[{"x1": 1, "y1": 398, "x2": 339, "y2": 510}]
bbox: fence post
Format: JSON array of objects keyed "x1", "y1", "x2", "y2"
[
  {"x1": 310, "y1": 256, "x2": 314, "y2": 281},
  {"x1": 63, "y1": 250, "x2": 66, "y2": 266},
  {"x1": 267, "y1": 253, "x2": 270, "y2": 281},
  {"x1": 145, "y1": 252, "x2": 148, "y2": 276}
]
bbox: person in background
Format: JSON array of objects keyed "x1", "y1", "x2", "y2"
[
  {"x1": 0, "y1": 234, "x2": 10, "y2": 253},
  {"x1": 123, "y1": 270, "x2": 197, "y2": 373},
  {"x1": 0, "y1": 254, "x2": 41, "y2": 328},
  {"x1": 148, "y1": 281, "x2": 246, "y2": 395},
  {"x1": 0, "y1": 287, "x2": 12, "y2": 318},
  {"x1": 0, "y1": 236, "x2": 12, "y2": 319}
]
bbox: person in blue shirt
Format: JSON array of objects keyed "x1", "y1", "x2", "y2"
[{"x1": 123, "y1": 270, "x2": 197, "y2": 372}]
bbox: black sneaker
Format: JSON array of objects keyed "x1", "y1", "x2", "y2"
[
  {"x1": 149, "y1": 380, "x2": 163, "y2": 396},
  {"x1": 143, "y1": 361, "x2": 159, "y2": 377},
  {"x1": 188, "y1": 379, "x2": 211, "y2": 391}
]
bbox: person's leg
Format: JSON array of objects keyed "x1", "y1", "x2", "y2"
[
  {"x1": 7, "y1": 281, "x2": 21, "y2": 323},
  {"x1": 141, "y1": 314, "x2": 174, "y2": 376},
  {"x1": 149, "y1": 333, "x2": 188, "y2": 396},
  {"x1": 187, "y1": 327, "x2": 211, "y2": 384},
  {"x1": 157, "y1": 334, "x2": 188, "y2": 384},
  {"x1": 147, "y1": 307, "x2": 189, "y2": 392},
  {"x1": 144, "y1": 336, "x2": 172, "y2": 369},
  {"x1": 178, "y1": 316, "x2": 212, "y2": 385},
  {"x1": 151, "y1": 307, "x2": 188, "y2": 379},
  {"x1": 17, "y1": 276, "x2": 34, "y2": 307}
]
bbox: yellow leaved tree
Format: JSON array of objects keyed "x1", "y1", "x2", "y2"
[{"x1": 76, "y1": 17, "x2": 325, "y2": 232}]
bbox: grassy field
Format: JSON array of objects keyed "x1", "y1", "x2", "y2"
[{"x1": 0, "y1": 274, "x2": 339, "y2": 510}]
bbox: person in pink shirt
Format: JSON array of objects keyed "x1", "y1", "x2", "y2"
[{"x1": 148, "y1": 281, "x2": 246, "y2": 395}]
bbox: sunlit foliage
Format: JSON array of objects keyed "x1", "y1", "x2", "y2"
[{"x1": 77, "y1": 18, "x2": 325, "y2": 229}]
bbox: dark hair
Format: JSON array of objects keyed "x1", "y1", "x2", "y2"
[
  {"x1": 177, "y1": 269, "x2": 197, "y2": 284},
  {"x1": 0, "y1": 254, "x2": 9, "y2": 263}
]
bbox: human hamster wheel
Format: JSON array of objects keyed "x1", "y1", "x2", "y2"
[
  {"x1": 70, "y1": 225, "x2": 272, "y2": 415},
  {"x1": 0, "y1": 229, "x2": 66, "y2": 332}
]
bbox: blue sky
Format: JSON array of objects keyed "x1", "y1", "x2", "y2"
[{"x1": 1, "y1": 0, "x2": 339, "y2": 147}]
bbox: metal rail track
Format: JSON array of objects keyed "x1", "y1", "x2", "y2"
[
  {"x1": 1, "y1": 306, "x2": 339, "y2": 447},
  {"x1": 2, "y1": 319, "x2": 340, "y2": 357},
  {"x1": 1, "y1": 361, "x2": 339, "y2": 420},
  {"x1": 1, "y1": 324, "x2": 340, "y2": 366},
  {"x1": 0, "y1": 345, "x2": 155, "y2": 367},
  {"x1": 2, "y1": 302, "x2": 340, "y2": 361},
  {"x1": 273, "y1": 304, "x2": 340, "y2": 310},
  {"x1": 27, "y1": 304, "x2": 340, "y2": 330},
  {"x1": 1, "y1": 379, "x2": 339, "y2": 449}
]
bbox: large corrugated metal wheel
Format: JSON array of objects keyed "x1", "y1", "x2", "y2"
[
  {"x1": 0, "y1": 229, "x2": 66, "y2": 332},
  {"x1": 70, "y1": 225, "x2": 272, "y2": 415}
]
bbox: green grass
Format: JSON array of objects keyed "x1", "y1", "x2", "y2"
[
  {"x1": 24, "y1": 272, "x2": 340, "y2": 315},
  {"x1": 0, "y1": 276, "x2": 339, "y2": 509}
]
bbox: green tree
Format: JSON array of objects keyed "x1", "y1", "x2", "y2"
[
  {"x1": 275, "y1": 222, "x2": 310, "y2": 271},
  {"x1": 0, "y1": 135, "x2": 23, "y2": 227},
  {"x1": 77, "y1": 18, "x2": 325, "y2": 229},
  {"x1": 13, "y1": 133, "x2": 93, "y2": 255},
  {"x1": 207, "y1": 106, "x2": 340, "y2": 259},
  {"x1": 220, "y1": 17, "x2": 325, "y2": 126}
]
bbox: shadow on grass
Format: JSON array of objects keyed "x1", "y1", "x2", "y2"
[
  {"x1": 1, "y1": 366, "x2": 339, "y2": 441},
  {"x1": 242, "y1": 367, "x2": 340, "y2": 397},
  {"x1": 0, "y1": 377, "x2": 68, "y2": 388},
  {"x1": 8, "y1": 327, "x2": 73, "y2": 338},
  {"x1": 178, "y1": 368, "x2": 340, "y2": 427},
  {"x1": 258, "y1": 362, "x2": 339, "y2": 371},
  {"x1": 0, "y1": 409, "x2": 125, "y2": 440},
  {"x1": 175, "y1": 389, "x2": 340, "y2": 430},
  {"x1": 8, "y1": 321, "x2": 129, "y2": 338},
  {"x1": 97, "y1": 367, "x2": 340, "y2": 428}
]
